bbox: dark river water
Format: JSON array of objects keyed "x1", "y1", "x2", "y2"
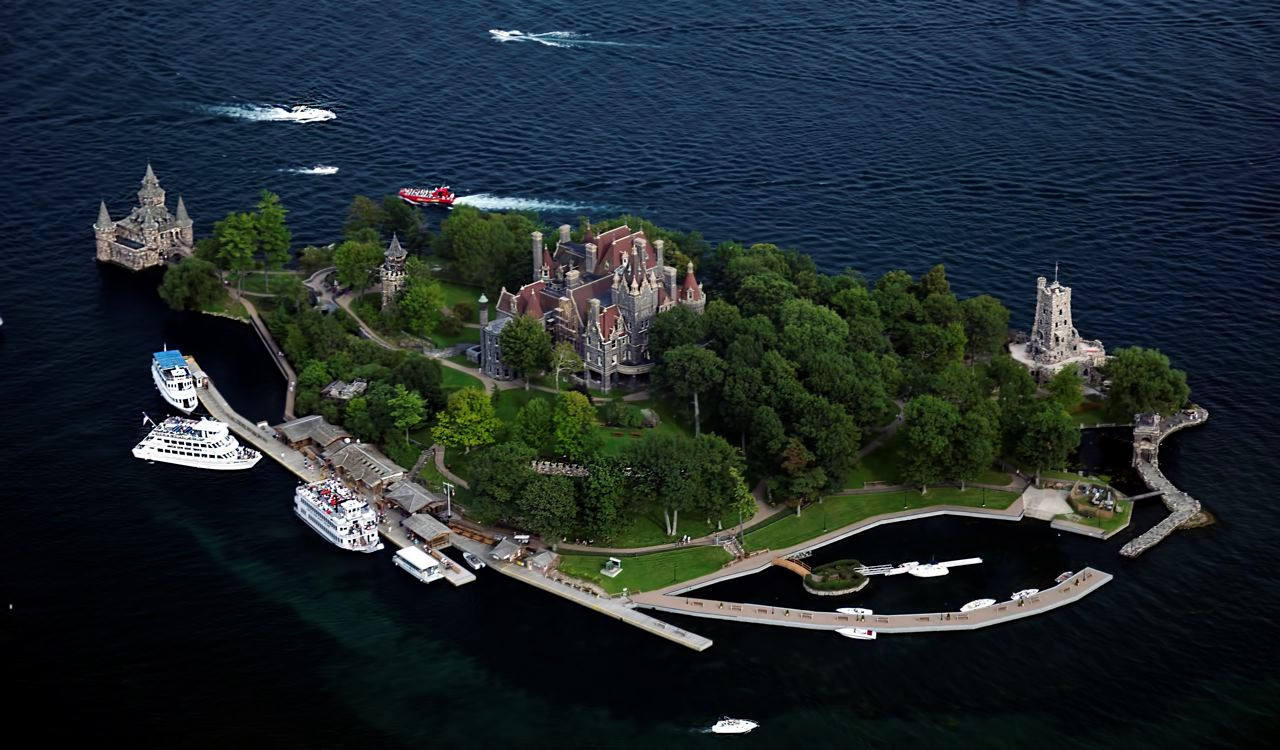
[{"x1": 1, "y1": 1, "x2": 1276, "y2": 747}]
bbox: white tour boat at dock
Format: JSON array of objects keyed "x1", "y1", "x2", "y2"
[
  {"x1": 393, "y1": 546, "x2": 443, "y2": 584},
  {"x1": 1011, "y1": 588, "x2": 1040, "y2": 601},
  {"x1": 710, "y1": 718, "x2": 758, "y2": 734},
  {"x1": 836, "y1": 627, "x2": 878, "y2": 640},
  {"x1": 152, "y1": 348, "x2": 197, "y2": 413},
  {"x1": 294, "y1": 478, "x2": 384, "y2": 553},
  {"x1": 132, "y1": 415, "x2": 261, "y2": 470}
]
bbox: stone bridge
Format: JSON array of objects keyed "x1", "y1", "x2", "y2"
[{"x1": 1120, "y1": 406, "x2": 1209, "y2": 558}]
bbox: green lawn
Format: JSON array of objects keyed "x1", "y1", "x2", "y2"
[
  {"x1": 441, "y1": 366, "x2": 484, "y2": 392},
  {"x1": 239, "y1": 271, "x2": 302, "y2": 296},
  {"x1": 426, "y1": 327, "x2": 481, "y2": 349},
  {"x1": 1057, "y1": 497, "x2": 1133, "y2": 534},
  {"x1": 558, "y1": 546, "x2": 732, "y2": 595},
  {"x1": 436, "y1": 280, "x2": 496, "y2": 323},
  {"x1": 598, "y1": 508, "x2": 740, "y2": 548},
  {"x1": 743, "y1": 487, "x2": 1018, "y2": 552},
  {"x1": 492, "y1": 388, "x2": 556, "y2": 424},
  {"x1": 842, "y1": 431, "x2": 906, "y2": 488},
  {"x1": 200, "y1": 294, "x2": 250, "y2": 321},
  {"x1": 1071, "y1": 401, "x2": 1111, "y2": 426}
]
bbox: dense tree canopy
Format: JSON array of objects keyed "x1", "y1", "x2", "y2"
[
  {"x1": 432, "y1": 387, "x2": 501, "y2": 453},
  {"x1": 498, "y1": 315, "x2": 552, "y2": 389},
  {"x1": 1103, "y1": 346, "x2": 1190, "y2": 420},
  {"x1": 158, "y1": 257, "x2": 226, "y2": 311}
]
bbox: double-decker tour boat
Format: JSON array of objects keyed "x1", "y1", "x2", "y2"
[
  {"x1": 398, "y1": 185, "x2": 455, "y2": 206},
  {"x1": 293, "y1": 478, "x2": 384, "y2": 553},
  {"x1": 132, "y1": 415, "x2": 261, "y2": 470},
  {"x1": 151, "y1": 348, "x2": 197, "y2": 413}
]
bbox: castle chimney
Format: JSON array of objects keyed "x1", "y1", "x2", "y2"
[
  {"x1": 531, "y1": 231, "x2": 543, "y2": 282},
  {"x1": 664, "y1": 266, "x2": 678, "y2": 299},
  {"x1": 584, "y1": 242, "x2": 597, "y2": 276},
  {"x1": 653, "y1": 239, "x2": 665, "y2": 271},
  {"x1": 478, "y1": 293, "x2": 489, "y2": 326},
  {"x1": 590, "y1": 298, "x2": 602, "y2": 328},
  {"x1": 559, "y1": 224, "x2": 571, "y2": 245},
  {"x1": 635, "y1": 237, "x2": 648, "y2": 269}
]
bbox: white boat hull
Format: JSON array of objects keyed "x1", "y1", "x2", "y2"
[
  {"x1": 909, "y1": 564, "x2": 949, "y2": 578},
  {"x1": 961, "y1": 598, "x2": 997, "y2": 612},
  {"x1": 294, "y1": 502, "x2": 383, "y2": 553},
  {"x1": 132, "y1": 445, "x2": 260, "y2": 470},
  {"x1": 836, "y1": 607, "x2": 873, "y2": 615},
  {"x1": 393, "y1": 554, "x2": 443, "y2": 583},
  {"x1": 836, "y1": 627, "x2": 877, "y2": 640},
  {"x1": 152, "y1": 360, "x2": 197, "y2": 413},
  {"x1": 710, "y1": 720, "x2": 757, "y2": 734}
]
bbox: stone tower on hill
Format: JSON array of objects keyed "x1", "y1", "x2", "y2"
[
  {"x1": 94, "y1": 164, "x2": 194, "y2": 270},
  {"x1": 380, "y1": 234, "x2": 408, "y2": 308},
  {"x1": 1013, "y1": 270, "x2": 1107, "y2": 380}
]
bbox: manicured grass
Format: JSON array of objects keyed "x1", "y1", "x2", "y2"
[
  {"x1": 842, "y1": 431, "x2": 906, "y2": 488},
  {"x1": 1057, "y1": 497, "x2": 1133, "y2": 534},
  {"x1": 599, "y1": 508, "x2": 739, "y2": 548},
  {"x1": 975, "y1": 468, "x2": 1014, "y2": 485},
  {"x1": 239, "y1": 271, "x2": 302, "y2": 296},
  {"x1": 492, "y1": 388, "x2": 556, "y2": 425},
  {"x1": 558, "y1": 546, "x2": 732, "y2": 595},
  {"x1": 1071, "y1": 401, "x2": 1111, "y2": 426},
  {"x1": 441, "y1": 366, "x2": 484, "y2": 392},
  {"x1": 426, "y1": 327, "x2": 481, "y2": 348},
  {"x1": 436, "y1": 280, "x2": 495, "y2": 323},
  {"x1": 743, "y1": 487, "x2": 1019, "y2": 552},
  {"x1": 595, "y1": 399, "x2": 692, "y2": 456}
]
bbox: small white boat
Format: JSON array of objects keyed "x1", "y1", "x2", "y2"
[
  {"x1": 489, "y1": 29, "x2": 524, "y2": 41},
  {"x1": 836, "y1": 627, "x2": 877, "y2": 640},
  {"x1": 393, "y1": 547, "x2": 443, "y2": 583},
  {"x1": 836, "y1": 607, "x2": 873, "y2": 615},
  {"x1": 908, "y1": 563, "x2": 949, "y2": 578},
  {"x1": 462, "y1": 551, "x2": 486, "y2": 571},
  {"x1": 961, "y1": 598, "x2": 997, "y2": 612},
  {"x1": 710, "y1": 718, "x2": 757, "y2": 735},
  {"x1": 1055, "y1": 570, "x2": 1074, "y2": 584},
  {"x1": 1011, "y1": 588, "x2": 1040, "y2": 601},
  {"x1": 281, "y1": 104, "x2": 336, "y2": 123}
]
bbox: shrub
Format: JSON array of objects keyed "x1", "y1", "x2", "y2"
[{"x1": 453, "y1": 300, "x2": 476, "y2": 322}]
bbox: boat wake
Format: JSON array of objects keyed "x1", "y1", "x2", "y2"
[
  {"x1": 453, "y1": 193, "x2": 600, "y2": 212},
  {"x1": 204, "y1": 103, "x2": 337, "y2": 123},
  {"x1": 282, "y1": 165, "x2": 339, "y2": 175},
  {"x1": 487, "y1": 29, "x2": 639, "y2": 48}
]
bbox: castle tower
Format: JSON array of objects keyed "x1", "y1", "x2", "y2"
[
  {"x1": 531, "y1": 231, "x2": 544, "y2": 281},
  {"x1": 1028, "y1": 274, "x2": 1079, "y2": 364},
  {"x1": 380, "y1": 233, "x2": 408, "y2": 308},
  {"x1": 138, "y1": 163, "x2": 165, "y2": 208},
  {"x1": 478, "y1": 293, "x2": 489, "y2": 326},
  {"x1": 94, "y1": 201, "x2": 116, "y2": 262},
  {"x1": 175, "y1": 196, "x2": 194, "y2": 247},
  {"x1": 677, "y1": 262, "x2": 706, "y2": 314}
]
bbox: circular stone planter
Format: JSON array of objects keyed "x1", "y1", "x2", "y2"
[
  {"x1": 803, "y1": 558, "x2": 870, "y2": 596},
  {"x1": 803, "y1": 577, "x2": 870, "y2": 596}
]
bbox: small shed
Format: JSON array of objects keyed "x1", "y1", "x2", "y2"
[
  {"x1": 489, "y1": 539, "x2": 521, "y2": 562},
  {"x1": 529, "y1": 550, "x2": 559, "y2": 574},
  {"x1": 385, "y1": 481, "x2": 443, "y2": 514},
  {"x1": 403, "y1": 513, "x2": 451, "y2": 549},
  {"x1": 276, "y1": 414, "x2": 350, "y2": 452}
]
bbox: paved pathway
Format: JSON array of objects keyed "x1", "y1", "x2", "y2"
[
  {"x1": 233, "y1": 293, "x2": 298, "y2": 420},
  {"x1": 1120, "y1": 406, "x2": 1209, "y2": 558},
  {"x1": 432, "y1": 444, "x2": 470, "y2": 489},
  {"x1": 632, "y1": 567, "x2": 1111, "y2": 634}
]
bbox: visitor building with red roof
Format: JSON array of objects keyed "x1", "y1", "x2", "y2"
[{"x1": 480, "y1": 223, "x2": 705, "y2": 391}]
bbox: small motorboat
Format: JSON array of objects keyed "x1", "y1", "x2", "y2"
[
  {"x1": 908, "y1": 563, "x2": 948, "y2": 578},
  {"x1": 1055, "y1": 571, "x2": 1074, "y2": 584},
  {"x1": 1011, "y1": 588, "x2": 1040, "y2": 601},
  {"x1": 710, "y1": 718, "x2": 757, "y2": 734},
  {"x1": 836, "y1": 607, "x2": 873, "y2": 615},
  {"x1": 462, "y1": 551, "x2": 486, "y2": 571},
  {"x1": 836, "y1": 627, "x2": 877, "y2": 640},
  {"x1": 489, "y1": 29, "x2": 524, "y2": 41},
  {"x1": 282, "y1": 105, "x2": 336, "y2": 123},
  {"x1": 399, "y1": 185, "x2": 455, "y2": 206},
  {"x1": 961, "y1": 598, "x2": 997, "y2": 612},
  {"x1": 885, "y1": 561, "x2": 919, "y2": 576}
]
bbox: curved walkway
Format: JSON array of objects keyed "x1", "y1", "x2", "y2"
[
  {"x1": 233, "y1": 293, "x2": 297, "y2": 420},
  {"x1": 1120, "y1": 406, "x2": 1209, "y2": 557}
]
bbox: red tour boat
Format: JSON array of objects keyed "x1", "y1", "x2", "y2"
[{"x1": 398, "y1": 185, "x2": 455, "y2": 206}]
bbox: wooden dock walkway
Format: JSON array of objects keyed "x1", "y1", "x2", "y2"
[
  {"x1": 449, "y1": 537, "x2": 712, "y2": 651},
  {"x1": 632, "y1": 567, "x2": 1112, "y2": 634},
  {"x1": 187, "y1": 355, "x2": 321, "y2": 484}
]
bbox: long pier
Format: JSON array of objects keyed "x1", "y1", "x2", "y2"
[
  {"x1": 632, "y1": 567, "x2": 1112, "y2": 634},
  {"x1": 1120, "y1": 406, "x2": 1209, "y2": 558}
]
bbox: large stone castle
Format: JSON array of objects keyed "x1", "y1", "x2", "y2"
[
  {"x1": 94, "y1": 164, "x2": 194, "y2": 271},
  {"x1": 481, "y1": 224, "x2": 705, "y2": 391},
  {"x1": 1011, "y1": 271, "x2": 1106, "y2": 380}
]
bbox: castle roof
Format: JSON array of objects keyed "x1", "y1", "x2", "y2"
[
  {"x1": 96, "y1": 200, "x2": 112, "y2": 228},
  {"x1": 175, "y1": 196, "x2": 190, "y2": 224},
  {"x1": 681, "y1": 262, "x2": 703, "y2": 301},
  {"x1": 498, "y1": 280, "x2": 548, "y2": 318},
  {"x1": 385, "y1": 233, "x2": 406, "y2": 259},
  {"x1": 138, "y1": 163, "x2": 164, "y2": 199},
  {"x1": 599, "y1": 304, "x2": 621, "y2": 339}
]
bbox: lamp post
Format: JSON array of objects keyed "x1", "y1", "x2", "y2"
[{"x1": 443, "y1": 481, "x2": 454, "y2": 521}]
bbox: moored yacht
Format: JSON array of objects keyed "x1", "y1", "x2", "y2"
[
  {"x1": 836, "y1": 607, "x2": 873, "y2": 615},
  {"x1": 1011, "y1": 588, "x2": 1040, "y2": 601},
  {"x1": 710, "y1": 718, "x2": 758, "y2": 734},
  {"x1": 294, "y1": 478, "x2": 383, "y2": 553},
  {"x1": 836, "y1": 627, "x2": 877, "y2": 640},
  {"x1": 132, "y1": 415, "x2": 261, "y2": 470},
  {"x1": 961, "y1": 598, "x2": 997, "y2": 612},
  {"x1": 152, "y1": 348, "x2": 197, "y2": 413}
]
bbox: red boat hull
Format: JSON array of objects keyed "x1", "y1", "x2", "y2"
[{"x1": 399, "y1": 187, "x2": 455, "y2": 206}]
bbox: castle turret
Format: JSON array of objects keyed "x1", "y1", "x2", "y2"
[
  {"x1": 138, "y1": 163, "x2": 165, "y2": 207},
  {"x1": 94, "y1": 201, "x2": 115, "y2": 262},
  {"x1": 380, "y1": 233, "x2": 408, "y2": 308},
  {"x1": 478, "y1": 293, "x2": 489, "y2": 326},
  {"x1": 678, "y1": 262, "x2": 706, "y2": 313},
  {"x1": 1028, "y1": 274, "x2": 1077, "y2": 364},
  {"x1": 174, "y1": 196, "x2": 194, "y2": 246}
]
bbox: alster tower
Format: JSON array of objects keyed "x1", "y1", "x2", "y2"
[{"x1": 1013, "y1": 267, "x2": 1107, "y2": 380}]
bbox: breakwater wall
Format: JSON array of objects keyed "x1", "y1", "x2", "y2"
[{"x1": 1120, "y1": 406, "x2": 1209, "y2": 558}]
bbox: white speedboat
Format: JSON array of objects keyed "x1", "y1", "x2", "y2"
[
  {"x1": 280, "y1": 104, "x2": 336, "y2": 122},
  {"x1": 152, "y1": 348, "x2": 197, "y2": 413},
  {"x1": 1055, "y1": 570, "x2": 1074, "y2": 584},
  {"x1": 909, "y1": 563, "x2": 949, "y2": 578},
  {"x1": 961, "y1": 598, "x2": 997, "y2": 612},
  {"x1": 489, "y1": 29, "x2": 524, "y2": 41},
  {"x1": 1011, "y1": 588, "x2": 1040, "y2": 601},
  {"x1": 462, "y1": 551, "x2": 486, "y2": 570},
  {"x1": 393, "y1": 547, "x2": 443, "y2": 583},
  {"x1": 294, "y1": 478, "x2": 383, "y2": 553},
  {"x1": 132, "y1": 415, "x2": 261, "y2": 470},
  {"x1": 836, "y1": 627, "x2": 877, "y2": 640},
  {"x1": 836, "y1": 607, "x2": 873, "y2": 615},
  {"x1": 710, "y1": 718, "x2": 757, "y2": 734}
]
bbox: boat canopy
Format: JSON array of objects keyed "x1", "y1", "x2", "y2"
[
  {"x1": 153, "y1": 350, "x2": 187, "y2": 369},
  {"x1": 395, "y1": 546, "x2": 439, "y2": 571}
]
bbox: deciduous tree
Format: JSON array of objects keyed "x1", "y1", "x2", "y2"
[
  {"x1": 397, "y1": 278, "x2": 445, "y2": 337},
  {"x1": 1102, "y1": 346, "x2": 1190, "y2": 421},
  {"x1": 432, "y1": 387, "x2": 501, "y2": 453},
  {"x1": 549, "y1": 341, "x2": 583, "y2": 391},
  {"x1": 902, "y1": 395, "x2": 960, "y2": 493},
  {"x1": 553, "y1": 391, "x2": 601, "y2": 461},
  {"x1": 961, "y1": 294, "x2": 1010, "y2": 361},
  {"x1": 517, "y1": 474, "x2": 577, "y2": 548},
  {"x1": 256, "y1": 190, "x2": 291, "y2": 289},
  {"x1": 388, "y1": 384, "x2": 426, "y2": 443},
  {"x1": 158, "y1": 257, "x2": 226, "y2": 311},
  {"x1": 1015, "y1": 401, "x2": 1080, "y2": 482},
  {"x1": 333, "y1": 237, "x2": 383, "y2": 296},
  {"x1": 656, "y1": 344, "x2": 725, "y2": 436},
  {"x1": 514, "y1": 397, "x2": 554, "y2": 450},
  {"x1": 498, "y1": 315, "x2": 552, "y2": 390}
]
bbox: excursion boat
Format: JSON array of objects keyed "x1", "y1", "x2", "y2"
[
  {"x1": 836, "y1": 607, "x2": 873, "y2": 615},
  {"x1": 462, "y1": 551, "x2": 486, "y2": 571},
  {"x1": 398, "y1": 185, "x2": 455, "y2": 206},
  {"x1": 710, "y1": 718, "x2": 757, "y2": 735},
  {"x1": 132, "y1": 415, "x2": 261, "y2": 470},
  {"x1": 152, "y1": 348, "x2": 197, "y2": 413},
  {"x1": 294, "y1": 478, "x2": 384, "y2": 553},
  {"x1": 393, "y1": 546, "x2": 443, "y2": 584},
  {"x1": 908, "y1": 563, "x2": 949, "y2": 578},
  {"x1": 836, "y1": 627, "x2": 877, "y2": 640},
  {"x1": 961, "y1": 598, "x2": 997, "y2": 612},
  {"x1": 1055, "y1": 570, "x2": 1074, "y2": 584},
  {"x1": 1011, "y1": 588, "x2": 1040, "y2": 601}
]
